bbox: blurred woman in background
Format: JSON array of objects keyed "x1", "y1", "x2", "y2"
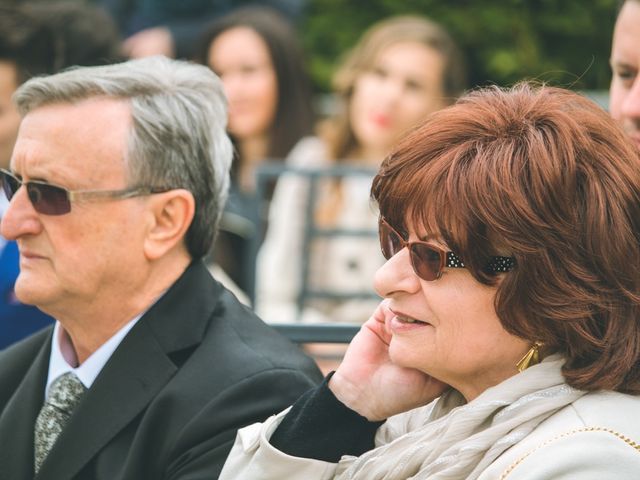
[
  {"x1": 256, "y1": 15, "x2": 467, "y2": 326},
  {"x1": 197, "y1": 6, "x2": 314, "y2": 296}
]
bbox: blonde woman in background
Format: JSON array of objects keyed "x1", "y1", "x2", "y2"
[{"x1": 256, "y1": 15, "x2": 467, "y2": 326}]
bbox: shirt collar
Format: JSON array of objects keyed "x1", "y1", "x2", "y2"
[{"x1": 45, "y1": 313, "x2": 142, "y2": 399}]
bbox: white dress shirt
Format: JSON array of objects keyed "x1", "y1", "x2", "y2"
[{"x1": 45, "y1": 315, "x2": 142, "y2": 399}]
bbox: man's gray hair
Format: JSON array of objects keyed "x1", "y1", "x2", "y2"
[{"x1": 14, "y1": 55, "x2": 233, "y2": 259}]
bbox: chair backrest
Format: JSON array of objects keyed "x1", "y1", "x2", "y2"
[
  {"x1": 252, "y1": 163, "x2": 381, "y2": 324},
  {"x1": 270, "y1": 322, "x2": 360, "y2": 344}
]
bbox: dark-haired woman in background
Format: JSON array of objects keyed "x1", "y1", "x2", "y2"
[{"x1": 197, "y1": 6, "x2": 314, "y2": 295}]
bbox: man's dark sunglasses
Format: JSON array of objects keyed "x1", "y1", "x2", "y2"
[
  {"x1": 0, "y1": 169, "x2": 170, "y2": 216},
  {"x1": 378, "y1": 217, "x2": 515, "y2": 281}
]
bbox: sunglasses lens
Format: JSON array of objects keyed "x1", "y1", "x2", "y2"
[
  {"x1": 27, "y1": 183, "x2": 71, "y2": 215},
  {"x1": 380, "y1": 222, "x2": 403, "y2": 260},
  {"x1": 410, "y1": 243, "x2": 443, "y2": 281},
  {"x1": 1, "y1": 171, "x2": 18, "y2": 200}
]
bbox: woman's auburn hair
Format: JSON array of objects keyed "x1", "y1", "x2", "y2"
[{"x1": 372, "y1": 82, "x2": 640, "y2": 394}]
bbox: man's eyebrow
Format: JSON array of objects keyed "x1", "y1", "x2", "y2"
[{"x1": 11, "y1": 168, "x2": 59, "y2": 185}]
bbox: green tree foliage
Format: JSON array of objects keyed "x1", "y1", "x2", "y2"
[{"x1": 302, "y1": 0, "x2": 619, "y2": 92}]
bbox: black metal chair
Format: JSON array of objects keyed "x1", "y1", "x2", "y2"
[{"x1": 252, "y1": 163, "x2": 380, "y2": 344}]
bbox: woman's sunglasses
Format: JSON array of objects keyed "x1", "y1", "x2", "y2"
[
  {"x1": 0, "y1": 169, "x2": 169, "y2": 216},
  {"x1": 378, "y1": 217, "x2": 515, "y2": 281}
]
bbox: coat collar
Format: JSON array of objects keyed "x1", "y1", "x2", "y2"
[{"x1": 0, "y1": 334, "x2": 51, "y2": 479}]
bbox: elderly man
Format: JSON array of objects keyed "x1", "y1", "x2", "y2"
[
  {"x1": 610, "y1": 0, "x2": 640, "y2": 150},
  {"x1": 0, "y1": 56, "x2": 322, "y2": 479}
]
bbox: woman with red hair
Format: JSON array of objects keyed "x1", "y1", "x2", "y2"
[{"x1": 221, "y1": 82, "x2": 640, "y2": 479}]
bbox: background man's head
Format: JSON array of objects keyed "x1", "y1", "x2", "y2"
[
  {"x1": 610, "y1": 0, "x2": 640, "y2": 150},
  {"x1": 0, "y1": 2, "x2": 122, "y2": 169},
  {"x1": 0, "y1": 6, "x2": 55, "y2": 168}
]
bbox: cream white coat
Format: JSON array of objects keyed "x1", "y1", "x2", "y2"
[{"x1": 220, "y1": 390, "x2": 640, "y2": 479}]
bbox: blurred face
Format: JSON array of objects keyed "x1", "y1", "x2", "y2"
[
  {"x1": 0, "y1": 61, "x2": 21, "y2": 169},
  {"x1": 373, "y1": 222, "x2": 529, "y2": 401},
  {"x1": 350, "y1": 42, "x2": 448, "y2": 160},
  {"x1": 0, "y1": 98, "x2": 151, "y2": 316},
  {"x1": 610, "y1": 0, "x2": 640, "y2": 150},
  {"x1": 208, "y1": 26, "x2": 278, "y2": 141}
]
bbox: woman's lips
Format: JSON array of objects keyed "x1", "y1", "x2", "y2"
[
  {"x1": 389, "y1": 309, "x2": 431, "y2": 333},
  {"x1": 396, "y1": 314, "x2": 426, "y2": 324},
  {"x1": 370, "y1": 113, "x2": 391, "y2": 128}
]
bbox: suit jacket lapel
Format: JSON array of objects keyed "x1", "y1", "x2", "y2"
[
  {"x1": 36, "y1": 261, "x2": 220, "y2": 479},
  {"x1": 36, "y1": 319, "x2": 177, "y2": 479},
  {"x1": 0, "y1": 336, "x2": 51, "y2": 480}
]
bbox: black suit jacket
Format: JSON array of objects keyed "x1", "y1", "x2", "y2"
[{"x1": 0, "y1": 261, "x2": 323, "y2": 479}]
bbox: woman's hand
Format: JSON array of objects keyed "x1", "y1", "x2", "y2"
[{"x1": 329, "y1": 300, "x2": 449, "y2": 421}]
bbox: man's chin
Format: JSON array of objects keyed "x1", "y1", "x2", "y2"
[{"x1": 14, "y1": 277, "x2": 54, "y2": 310}]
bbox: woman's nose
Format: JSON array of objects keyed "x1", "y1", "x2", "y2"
[
  {"x1": 373, "y1": 247, "x2": 421, "y2": 298},
  {"x1": 377, "y1": 78, "x2": 404, "y2": 107},
  {"x1": 621, "y1": 77, "x2": 640, "y2": 121}
]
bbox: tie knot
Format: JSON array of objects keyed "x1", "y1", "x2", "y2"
[{"x1": 47, "y1": 372, "x2": 86, "y2": 413}]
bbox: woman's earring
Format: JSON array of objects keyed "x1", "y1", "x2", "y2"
[{"x1": 516, "y1": 341, "x2": 542, "y2": 372}]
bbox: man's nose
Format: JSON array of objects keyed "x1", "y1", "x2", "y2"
[{"x1": 1, "y1": 186, "x2": 42, "y2": 240}]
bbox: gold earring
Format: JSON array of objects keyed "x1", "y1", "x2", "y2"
[{"x1": 516, "y1": 342, "x2": 542, "y2": 372}]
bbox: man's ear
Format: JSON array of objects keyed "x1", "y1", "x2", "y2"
[{"x1": 143, "y1": 189, "x2": 195, "y2": 260}]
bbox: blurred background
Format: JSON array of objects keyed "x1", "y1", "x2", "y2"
[
  {"x1": 304, "y1": 0, "x2": 617, "y2": 97},
  {"x1": 10, "y1": 0, "x2": 617, "y2": 99}
]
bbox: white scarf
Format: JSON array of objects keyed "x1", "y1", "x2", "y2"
[{"x1": 334, "y1": 354, "x2": 584, "y2": 480}]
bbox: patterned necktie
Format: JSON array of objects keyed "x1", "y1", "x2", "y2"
[{"x1": 34, "y1": 372, "x2": 87, "y2": 472}]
